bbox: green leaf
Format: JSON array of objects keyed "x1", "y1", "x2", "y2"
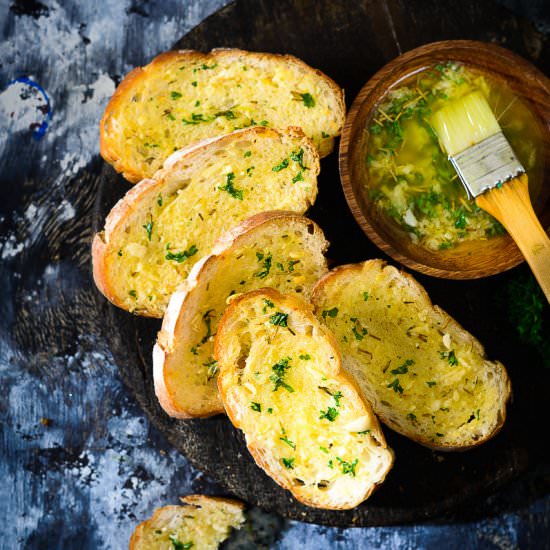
[{"x1": 165, "y1": 244, "x2": 199, "y2": 263}]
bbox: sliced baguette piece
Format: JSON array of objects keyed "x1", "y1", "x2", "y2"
[
  {"x1": 129, "y1": 494, "x2": 245, "y2": 550},
  {"x1": 100, "y1": 48, "x2": 345, "y2": 182},
  {"x1": 154, "y1": 212, "x2": 329, "y2": 418},
  {"x1": 311, "y1": 260, "x2": 512, "y2": 451},
  {"x1": 215, "y1": 289, "x2": 394, "y2": 510},
  {"x1": 92, "y1": 127, "x2": 319, "y2": 317}
]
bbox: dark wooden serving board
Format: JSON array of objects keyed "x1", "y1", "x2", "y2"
[{"x1": 93, "y1": 0, "x2": 550, "y2": 526}]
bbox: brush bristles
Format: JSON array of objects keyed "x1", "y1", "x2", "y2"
[{"x1": 431, "y1": 91, "x2": 501, "y2": 156}]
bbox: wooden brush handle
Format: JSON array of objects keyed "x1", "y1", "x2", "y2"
[{"x1": 475, "y1": 174, "x2": 550, "y2": 302}]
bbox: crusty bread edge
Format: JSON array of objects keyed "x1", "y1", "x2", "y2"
[
  {"x1": 214, "y1": 288, "x2": 394, "y2": 510},
  {"x1": 128, "y1": 494, "x2": 245, "y2": 549},
  {"x1": 311, "y1": 259, "x2": 512, "y2": 452},
  {"x1": 92, "y1": 126, "x2": 319, "y2": 318},
  {"x1": 100, "y1": 48, "x2": 345, "y2": 181},
  {"x1": 153, "y1": 211, "x2": 329, "y2": 419}
]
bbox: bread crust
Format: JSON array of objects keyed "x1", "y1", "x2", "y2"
[
  {"x1": 129, "y1": 494, "x2": 244, "y2": 550},
  {"x1": 215, "y1": 288, "x2": 394, "y2": 509},
  {"x1": 311, "y1": 259, "x2": 512, "y2": 451},
  {"x1": 92, "y1": 126, "x2": 320, "y2": 317},
  {"x1": 153, "y1": 211, "x2": 329, "y2": 418},
  {"x1": 100, "y1": 48, "x2": 345, "y2": 182}
]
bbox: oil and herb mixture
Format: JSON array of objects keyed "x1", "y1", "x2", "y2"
[{"x1": 365, "y1": 62, "x2": 543, "y2": 251}]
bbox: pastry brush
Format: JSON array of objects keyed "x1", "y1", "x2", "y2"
[{"x1": 431, "y1": 91, "x2": 550, "y2": 301}]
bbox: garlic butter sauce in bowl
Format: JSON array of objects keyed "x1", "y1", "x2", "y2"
[{"x1": 340, "y1": 41, "x2": 550, "y2": 279}]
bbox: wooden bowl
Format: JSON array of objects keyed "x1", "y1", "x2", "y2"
[{"x1": 339, "y1": 40, "x2": 550, "y2": 279}]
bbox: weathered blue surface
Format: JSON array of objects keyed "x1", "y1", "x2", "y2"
[{"x1": 0, "y1": 1, "x2": 549, "y2": 548}]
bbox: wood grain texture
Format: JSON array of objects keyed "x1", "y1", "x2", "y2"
[
  {"x1": 475, "y1": 174, "x2": 550, "y2": 300},
  {"x1": 93, "y1": 0, "x2": 550, "y2": 527},
  {"x1": 339, "y1": 40, "x2": 550, "y2": 279}
]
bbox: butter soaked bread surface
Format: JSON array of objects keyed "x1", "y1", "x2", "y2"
[
  {"x1": 311, "y1": 260, "x2": 511, "y2": 450},
  {"x1": 215, "y1": 289, "x2": 394, "y2": 509},
  {"x1": 129, "y1": 495, "x2": 245, "y2": 550},
  {"x1": 100, "y1": 48, "x2": 345, "y2": 182},
  {"x1": 92, "y1": 127, "x2": 319, "y2": 317},
  {"x1": 154, "y1": 212, "x2": 329, "y2": 418}
]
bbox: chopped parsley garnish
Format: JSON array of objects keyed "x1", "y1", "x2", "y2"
[
  {"x1": 254, "y1": 251, "x2": 272, "y2": 279},
  {"x1": 387, "y1": 378, "x2": 404, "y2": 394},
  {"x1": 142, "y1": 217, "x2": 153, "y2": 241},
  {"x1": 279, "y1": 427, "x2": 296, "y2": 449},
  {"x1": 181, "y1": 113, "x2": 209, "y2": 124},
  {"x1": 170, "y1": 91, "x2": 182, "y2": 100},
  {"x1": 165, "y1": 244, "x2": 198, "y2": 263},
  {"x1": 129, "y1": 290, "x2": 137, "y2": 299},
  {"x1": 290, "y1": 148, "x2": 307, "y2": 170},
  {"x1": 200, "y1": 309, "x2": 214, "y2": 345},
  {"x1": 272, "y1": 158, "x2": 289, "y2": 172},
  {"x1": 287, "y1": 260, "x2": 300, "y2": 272},
  {"x1": 352, "y1": 324, "x2": 367, "y2": 341},
  {"x1": 322, "y1": 131, "x2": 330, "y2": 138},
  {"x1": 190, "y1": 346, "x2": 198, "y2": 356},
  {"x1": 319, "y1": 446, "x2": 329, "y2": 454},
  {"x1": 407, "y1": 412, "x2": 417, "y2": 422},
  {"x1": 322, "y1": 307, "x2": 338, "y2": 320},
  {"x1": 203, "y1": 359, "x2": 218, "y2": 381},
  {"x1": 281, "y1": 457, "x2": 295, "y2": 469},
  {"x1": 426, "y1": 380, "x2": 437, "y2": 387},
  {"x1": 336, "y1": 457, "x2": 358, "y2": 477},
  {"x1": 299, "y1": 92, "x2": 315, "y2": 108},
  {"x1": 269, "y1": 312, "x2": 288, "y2": 327},
  {"x1": 191, "y1": 81, "x2": 198, "y2": 87},
  {"x1": 218, "y1": 172, "x2": 243, "y2": 200},
  {"x1": 246, "y1": 166, "x2": 254, "y2": 176},
  {"x1": 244, "y1": 150, "x2": 252, "y2": 157},
  {"x1": 436, "y1": 433, "x2": 445, "y2": 438},
  {"x1": 319, "y1": 406, "x2": 339, "y2": 422},
  {"x1": 117, "y1": 249, "x2": 123, "y2": 257},
  {"x1": 250, "y1": 402, "x2": 262, "y2": 413},
  {"x1": 157, "y1": 194, "x2": 163, "y2": 206},
  {"x1": 267, "y1": 407, "x2": 273, "y2": 414},
  {"x1": 299, "y1": 354, "x2": 311, "y2": 361},
  {"x1": 390, "y1": 359, "x2": 414, "y2": 375},
  {"x1": 363, "y1": 291, "x2": 369, "y2": 301},
  {"x1": 328, "y1": 459, "x2": 334, "y2": 469},
  {"x1": 262, "y1": 298, "x2": 275, "y2": 312},
  {"x1": 333, "y1": 391, "x2": 343, "y2": 407},
  {"x1": 292, "y1": 171, "x2": 304, "y2": 183},
  {"x1": 195, "y1": 100, "x2": 200, "y2": 107},
  {"x1": 440, "y1": 350, "x2": 459, "y2": 366},
  {"x1": 169, "y1": 535, "x2": 193, "y2": 550},
  {"x1": 270, "y1": 357, "x2": 294, "y2": 393},
  {"x1": 214, "y1": 109, "x2": 236, "y2": 120}
]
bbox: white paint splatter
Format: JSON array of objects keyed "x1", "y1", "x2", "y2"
[
  {"x1": 57, "y1": 199, "x2": 76, "y2": 222},
  {"x1": 0, "y1": 78, "x2": 49, "y2": 134},
  {"x1": 0, "y1": 233, "x2": 25, "y2": 259}
]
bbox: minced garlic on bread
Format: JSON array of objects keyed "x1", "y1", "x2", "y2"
[
  {"x1": 311, "y1": 260, "x2": 511, "y2": 451},
  {"x1": 129, "y1": 495, "x2": 245, "y2": 550},
  {"x1": 100, "y1": 48, "x2": 345, "y2": 182},
  {"x1": 154, "y1": 212, "x2": 329, "y2": 418},
  {"x1": 92, "y1": 127, "x2": 319, "y2": 317},
  {"x1": 215, "y1": 289, "x2": 394, "y2": 510}
]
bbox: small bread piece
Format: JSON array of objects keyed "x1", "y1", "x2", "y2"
[
  {"x1": 311, "y1": 260, "x2": 512, "y2": 451},
  {"x1": 92, "y1": 127, "x2": 319, "y2": 317},
  {"x1": 129, "y1": 494, "x2": 245, "y2": 550},
  {"x1": 154, "y1": 212, "x2": 329, "y2": 418},
  {"x1": 215, "y1": 289, "x2": 394, "y2": 510},
  {"x1": 100, "y1": 48, "x2": 345, "y2": 182}
]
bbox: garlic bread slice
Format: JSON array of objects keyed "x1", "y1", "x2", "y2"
[
  {"x1": 311, "y1": 260, "x2": 511, "y2": 450},
  {"x1": 100, "y1": 48, "x2": 345, "y2": 182},
  {"x1": 92, "y1": 127, "x2": 319, "y2": 317},
  {"x1": 129, "y1": 495, "x2": 245, "y2": 550},
  {"x1": 215, "y1": 289, "x2": 393, "y2": 510},
  {"x1": 154, "y1": 212, "x2": 329, "y2": 418}
]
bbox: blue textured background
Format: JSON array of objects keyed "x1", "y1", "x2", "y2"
[{"x1": 1, "y1": 1, "x2": 549, "y2": 548}]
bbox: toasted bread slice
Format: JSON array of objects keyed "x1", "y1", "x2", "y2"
[
  {"x1": 129, "y1": 494, "x2": 245, "y2": 550},
  {"x1": 100, "y1": 48, "x2": 345, "y2": 182},
  {"x1": 311, "y1": 260, "x2": 511, "y2": 451},
  {"x1": 154, "y1": 212, "x2": 329, "y2": 418},
  {"x1": 215, "y1": 289, "x2": 393, "y2": 510},
  {"x1": 92, "y1": 127, "x2": 319, "y2": 317}
]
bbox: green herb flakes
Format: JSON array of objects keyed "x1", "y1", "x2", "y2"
[
  {"x1": 270, "y1": 357, "x2": 294, "y2": 393},
  {"x1": 170, "y1": 91, "x2": 182, "y2": 100},
  {"x1": 269, "y1": 312, "x2": 289, "y2": 327},
  {"x1": 218, "y1": 172, "x2": 244, "y2": 200},
  {"x1": 322, "y1": 307, "x2": 338, "y2": 320},
  {"x1": 319, "y1": 406, "x2": 339, "y2": 422},
  {"x1": 272, "y1": 158, "x2": 289, "y2": 172},
  {"x1": 387, "y1": 378, "x2": 404, "y2": 394},
  {"x1": 282, "y1": 457, "x2": 295, "y2": 469},
  {"x1": 250, "y1": 402, "x2": 261, "y2": 413},
  {"x1": 165, "y1": 244, "x2": 198, "y2": 263},
  {"x1": 391, "y1": 359, "x2": 414, "y2": 375}
]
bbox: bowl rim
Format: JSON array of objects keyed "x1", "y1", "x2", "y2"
[{"x1": 339, "y1": 39, "x2": 550, "y2": 280}]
